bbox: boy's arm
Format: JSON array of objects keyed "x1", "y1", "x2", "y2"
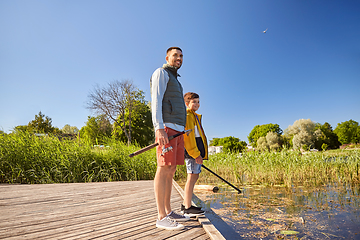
[
  {"x1": 184, "y1": 113, "x2": 202, "y2": 159},
  {"x1": 194, "y1": 155, "x2": 203, "y2": 165}
]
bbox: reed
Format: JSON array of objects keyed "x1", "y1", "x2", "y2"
[
  {"x1": 1, "y1": 132, "x2": 359, "y2": 187},
  {"x1": 199, "y1": 150, "x2": 360, "y2": 188},
  {"x1": 0, "y1": 132, "x2": 157, "y2": 184}
]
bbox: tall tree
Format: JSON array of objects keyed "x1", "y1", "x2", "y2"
[
  {"x1": 266, "y1": 131, "x2": 282, "y2": 151},
  {"x1": 79, "y1": 115, "x2": 112, "y2": 145},
  {"x1": 209, "y1": 138, "x2": 220, "y2": 146},
  {"x1": 334, "y1": 119, "x2": 360, "y2": 145},
  {"x1": 113, "y1": 98, "x2": 154, "y2": 147},
  {"x1": 314, "y1": 122, "x2": 341, "y2": 149},
  {"x1": 257, "y1": 136, "x2": 269, "y2": 151},
  {"x1": 256, "y1": 132, "x2": 281, "y2": 151},
  {"x1": 26, "y1": 111, "x2": 60, "y2": 134},
  {"x1": 248, "y1": 123, "x2": 282, "y2": 147},
  {"x1": 285, "y1": 119, "x2": 317, "y2": 150},
  {"x1": 87, "y1": 80, "x2": 139, "y2": 145},
  {"x1": 210, "y1": 136, "x2": 247, "y2": 153},
  {"x1": 62, "y1": 124, "x2": 79, "y2": 134}
]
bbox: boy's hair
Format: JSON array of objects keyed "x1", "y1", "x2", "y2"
[
  {"x1": 184, "y1": 92, "x2": 199, "y2": 104},
  {"x1": 167, "y1": 47, "x2": 182, "y2": 54}
]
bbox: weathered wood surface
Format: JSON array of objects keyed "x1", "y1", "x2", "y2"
[{"x1": 0, "y1": 181, "x2": 217, "y2": 239}]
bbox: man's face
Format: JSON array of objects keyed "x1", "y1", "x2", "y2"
[{"x1": 166, "y1": 49, "x2": 183, "y2": 68}]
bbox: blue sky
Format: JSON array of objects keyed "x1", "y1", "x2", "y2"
[{"x1": 1, "y1": 0, "x2": 359, "y2": 143}]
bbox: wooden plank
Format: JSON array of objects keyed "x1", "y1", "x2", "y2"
[
  {"x1": 0, "y1": 181, "x2": 216, "y2": 240},
  {"x1": 172, "y1": 181, "x2": 226, "y2": 240}
]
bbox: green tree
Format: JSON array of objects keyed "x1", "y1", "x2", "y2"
[
  {"x1": 285, "y1": 119, "x2": 317, "y2": 150},
  {"x1": 209, "y1": 138, "x2": 220, "y2": 146},
  {"x1": 62, "y1": 124, "x2": 79, "y2": 134},
  {"x1": 113, "y1": 99, "x2": 154, "y2": 147},
  {"x1": 26, "y1": 111, "x2": 60, "y2": 134},
  {"x1": 266, "y1": 131, "x2": 281, "y2": 151},
  {"x1": 256, "y1": 132, "x2": 281, "y2": 151},
  {"x1": 257, "y1": 136, "x2": 269, "y2": 151},
  {"x1": 314, "y1": 122, "x2": 340, "y2": 150},
  {"x1": 210, "y1": 136, "x2": 247, "y2": 153},
  {"x1": 248, "y1": 123, "x2": 282, "y2": 147},
  {"x1": 334, "y1": 119, "x2": 360, "y2": 145},
  {"x1": 87, "y1": 80, "x2": 143, "y2": 145},
  {"x1": 79, "y1": 115, "x2": 112, "y2": 145}
]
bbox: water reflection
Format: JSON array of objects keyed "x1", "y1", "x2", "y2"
[{"x1": 191, "y1": 184, "x2": 360, "y2": 239}]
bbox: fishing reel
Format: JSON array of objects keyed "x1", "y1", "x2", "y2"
[{"x1": 161, "y1": 145, "x2": 173, "y2": 156}]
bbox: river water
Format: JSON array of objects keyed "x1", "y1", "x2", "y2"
[{"x1": 189, "y1": 183, "x2": 360, "y2": 239}]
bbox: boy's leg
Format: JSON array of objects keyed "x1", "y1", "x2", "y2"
[
  {"x1": 182, "y1": 171, "x2": 205, "y2": 216},
  {"x1": 183, "y1": 173, "x2": 199, "y2": 208}
]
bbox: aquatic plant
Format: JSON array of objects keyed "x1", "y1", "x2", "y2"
[{"x1": 201, "y1": 150, "x2": 360, "y2": 187}]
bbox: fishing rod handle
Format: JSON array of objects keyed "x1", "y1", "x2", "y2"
[
  {"x1": 128, "y1": 132, "x2": 180, "y2": 158},
  {"x1": 129, "y1": 142, "x2": 159, "y2": 158}
]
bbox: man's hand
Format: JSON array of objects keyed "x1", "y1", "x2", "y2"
[
  {"x1": 195, "y1": 155, "x2": 203, "y2": 165},
  {"x1": 156, "y1": 129, "x2": 169, "y2": 147}
]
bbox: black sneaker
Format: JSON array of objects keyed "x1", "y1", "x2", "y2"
[
  {"x1": 181, "y1": 204, "x2": 202, "y2": 212},
  {"x1": 183, "y1": 205, "x2": 205, "y2": 217}
]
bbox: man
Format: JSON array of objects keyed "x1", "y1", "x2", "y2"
[{"x1": 151, "y1": 47, "x2": 189, "y2": 230}]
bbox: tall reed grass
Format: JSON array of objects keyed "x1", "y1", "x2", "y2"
[
  {"x1": 2, "y1": 132, "x2": 359, "y2": 187},
  {"x1": 198, "y1": 150, "x2": 360, "y2": 188},
  {"x1": 0, "y1": 132, "x2": 157, "y2": 184}
]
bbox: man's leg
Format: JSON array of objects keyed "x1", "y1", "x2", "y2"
[
  {"x1": 154, "y1": 165, "x2": 173, "y2": 220},
  {"x1": 164, "y1": 165, "x2": 177, "y2": 215}
]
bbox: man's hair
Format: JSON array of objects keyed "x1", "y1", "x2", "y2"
[
  {"x1": 184, "y1": 92, "x2": 199, "y2": 104},
  {"x1": 167, "y1": 47, "x2": 182, "y2": 54}
]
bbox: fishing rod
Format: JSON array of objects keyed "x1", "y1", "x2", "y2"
[
  {"x1": 129, "y1": 129, "x2": 192, "y2": 158},
  {"x1": 201, "y1": 164, "x2": 242, "y2": 194}
]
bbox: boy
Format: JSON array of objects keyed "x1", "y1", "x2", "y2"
[{"x1": 182, "y1": 92, "x2": 208, "y2": 217}]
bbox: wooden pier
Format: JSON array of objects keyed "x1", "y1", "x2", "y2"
[{"x1": 0, "y1": 181, "x2": 225, "y2": 239}]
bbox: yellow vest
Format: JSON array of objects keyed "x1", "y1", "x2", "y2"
[{"x1": 184, "y1": 109, "x2": 208, "y2": 160}]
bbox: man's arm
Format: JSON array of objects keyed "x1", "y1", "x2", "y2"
[{"x1": 151, "y1": 68, "x2": 169, "y2": 146}]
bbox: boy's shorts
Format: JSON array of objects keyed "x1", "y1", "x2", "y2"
[
  {"x1": 185, "y1": 157, "x2": 202, "y2": 174},
  {"x1": 156, "y1": 127, "x2": 184, "y2": 166}
]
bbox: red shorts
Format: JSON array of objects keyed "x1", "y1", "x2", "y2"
[{"x1": 156, "y1": 127, "x2": 184, "y2": 166}]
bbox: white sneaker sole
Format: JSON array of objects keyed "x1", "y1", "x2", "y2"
[
  {"x1": 156, "y1": 223, "x2": 184, "y2": 230},
  {"x1": 184, "y1": 212, "x2": 205, "y2": 218},
  {"x1": 172, "y1": 216, "x2": 190, "y2": 222}
]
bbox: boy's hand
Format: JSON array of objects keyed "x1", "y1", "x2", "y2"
[
  {"x1": 195, "y1": 156, "x2": 203, "y2": 165},
  {"x1": 156, "y1": 129, "x2": 169, "y2": 147}
]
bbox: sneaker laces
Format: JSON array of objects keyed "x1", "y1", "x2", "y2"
[
  {"x1": 170, "y1": 212, "x2": 181, "y2": 218},
  {"x1": 166, "y1": 216, "x2": 179, "y2": 226}
]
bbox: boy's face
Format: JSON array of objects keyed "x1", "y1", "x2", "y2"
[{"x1": 186, "y1": 98, "x2": 200, "y2": 112}]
